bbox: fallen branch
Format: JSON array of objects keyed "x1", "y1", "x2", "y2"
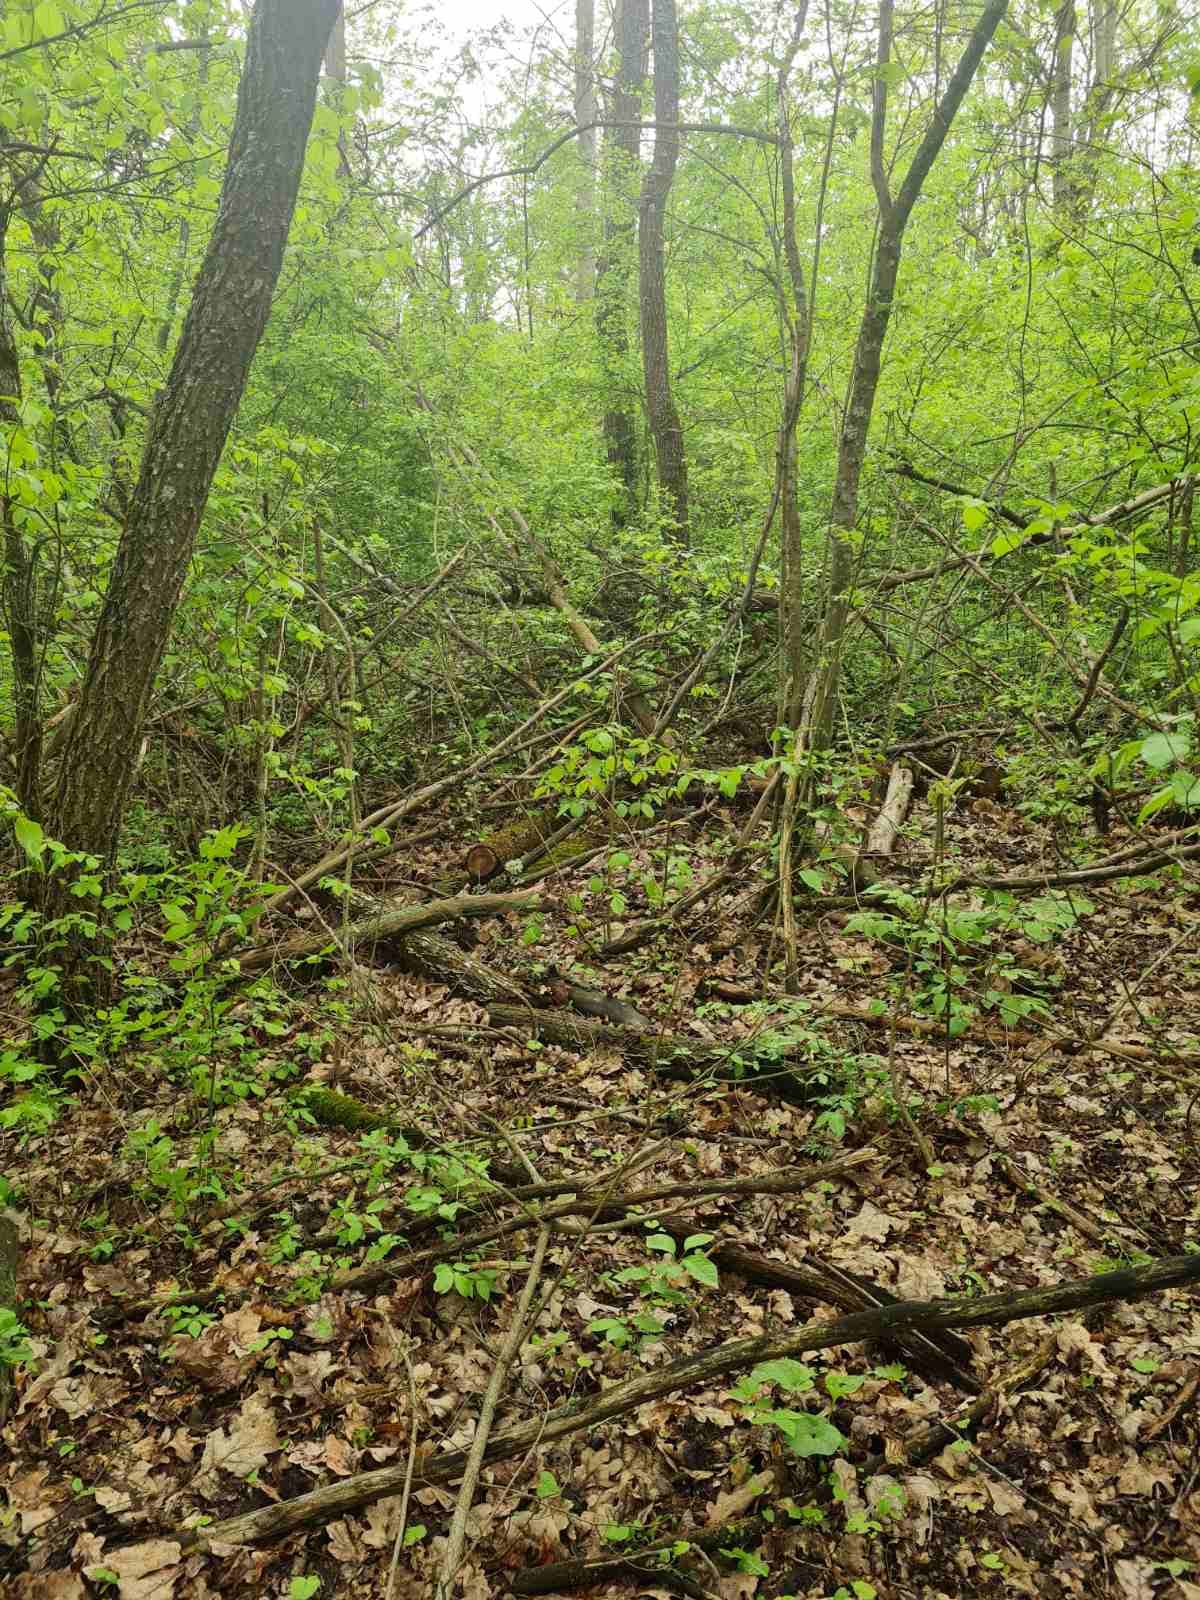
[
  {"x1": 484, "y1": 1003, "x2": 822, "y2": 1103},
  {"x1": 793, "y1": 998, "x2": 1200, "y2": 1070},
  {"x1": 328, "y1": 1149, "x2": 875, "y2": 1299},
  {"x1": 864, "y1": 761, "x2": 914, "y2": 857},
  {"x1": 261, "y1": 631, "x2": 660, "y2": 916},
  {"x1": 239, "y1": 891, "x2": 540, "y2": 973},
  {"x1": 174, "y1": 1250, "x2": 1200, "y2": 1553}
]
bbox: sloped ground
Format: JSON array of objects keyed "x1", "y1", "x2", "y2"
[{"x1": 3, "y1": 792, "x2": 1200, "y2": 1600}]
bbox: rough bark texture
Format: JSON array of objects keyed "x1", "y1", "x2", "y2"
[
  {"x1": 1051, "y1": 0, "x2": 1075, "y2": 214},
  {"x1": 638, "y1": 0, "x2": 689, "y2": 541},
  {"x1": 596, "y1": 0, "x2": 648, "y2": 519},
  {"x1": 48, "y1": 0, "x2": 342, "y2": 869}
]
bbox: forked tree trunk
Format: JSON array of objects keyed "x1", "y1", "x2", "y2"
[
  {"x1": 47, "y1": 0, "x2": 341, "y2": 908},
  {"x1": 596, "y1": 0, "x2": 648, "y2": 521},
  {"x1": 800, "y1": 0, "x2": 1009, "y2": 761},
  {"x1": 776, "y1": 0, "x2": 1008, "y2": 991},
  {"x1": 638, "y1": 0, "x2": 689, "y2": 542}
]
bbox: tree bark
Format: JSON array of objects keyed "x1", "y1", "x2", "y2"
[
  {"x1": 638, "y1": 0, "x2": 689, "y2": 542},
  {"x1": 797, "y1": 0, "x2": 1009, "y2": 762},
  {"x1": 1050, "y1": 0, "x2": 1075, "y2": 215},
  {"x1": 47, "y1": 0, "x2": 342, "y2": 881},
  {"x1": 596, "y1": 0, "x2": 648, "y2": 521},
  {"x1": 0, "y1": 205, "x2": 43, "y2": 820},
  {"x1": 573, "y1": 0, "x2": 598, "y2": 303}
]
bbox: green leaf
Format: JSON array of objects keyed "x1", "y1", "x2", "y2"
[
  {"x1": 535, "y1": 1470, "x2": 561, "y2": 1498},
  {"x1": 13, "y1": 814, "x2": 46, "y2": 863},
  {"x1": 749, "y1": 1358, "x2": 815, "y2": 1393},
  {"x1": 289, "y1": 1579, "x2": 321, "y2": 1600},
  {"x1": 682, "y1": 1253, "x2": 719, "y2": 1288},
  {"x1": 990, "y1": 529, "x2": 1028, "y2": 557},
  {"x1": 825, "y1": 1371, "x2": 866, "y2": 1399},
  {"x1": 1139, "y1": 730, "x2": 1190, "y2": 770},
  {"x1": 758, "y1": 1407, "x2": 847, "y2": 1457},
  {"x1": 962, "y1": 500, "x2": 988, "y2": 532}
]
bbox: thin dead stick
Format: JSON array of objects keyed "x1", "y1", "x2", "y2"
[
  {"x1": 434, "y1": 1225, "x2": 552, "y2": 1599},
  {"x1": 384, "y1": 1339, "x2": 421, "y2": 1600}
]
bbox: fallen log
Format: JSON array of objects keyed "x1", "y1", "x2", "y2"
[
  {"x1": 864, "y1": 761, "x2": 914, "y2": 857},
  {"x1": 484, "y1": 1004, "x2": 822, "y2": 1103},
  {"x1": 169, "y1": 1250, "x2": 1200, "y2": 1554},
  {"x1": 239, "y1": 891, "x2": 540, "y2": 974}
]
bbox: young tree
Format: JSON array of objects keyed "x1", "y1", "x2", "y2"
[
  {"x1": 596, "y1": 0, "x2": 649, "y2": 520},
  {"x1": 639, "y1": 0, "x2": 689, "y2": 542},
  {"x1": 47, "y1": 0, "x2": 342, "y2": 889}
]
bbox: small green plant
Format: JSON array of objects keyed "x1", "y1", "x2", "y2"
[
  {"x1": 163, "y1": 1304, "x2": 219, "y2": 1340},
  {"x1": 0, "y1": 1307, "x2": 33, "y2": 1369},
  {"x1": 432, "y1": 1259, "x2": 498, "y2": 1301},
  {"x1": 729, "y1": 1359, "x2": 848, "y2": 1460}
]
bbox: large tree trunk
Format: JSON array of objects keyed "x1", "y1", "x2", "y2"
[
  {"x1": 638, "y1": 0, "x2": 689, "y2": 543},
  {"x1": 595, "y1": 0, "x2": 648, "y2": 522},
  {"x1": 48, "y1": 0, "x2": 341, "y2": 882}
]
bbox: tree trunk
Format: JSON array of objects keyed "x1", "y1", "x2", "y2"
[
  {"x1": 0, "y1": 205, "x2": 42, "y2": 821},
  {"x1": 1050, "y1": 0, "x2": 1075, "y2": 215},
  {"x1": 799, "y1": 0, "x2": 1009, "y2": 762},
  {"x1": 573, "y1": 0, "x2": 597, "y2": 304},
  {"x1": 595, "y1": 0, "x2": 648, "y2": 521},
  {"x1": 48, "y1": 0, "x2": 342, "y2": 885},
  {"x1": 638, "y1": 0, "x2": 689, "y2": 543}
]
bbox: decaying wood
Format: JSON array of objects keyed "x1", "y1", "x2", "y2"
[
  {"x1": 662, "y1": 1232, "x2": 978, "y2": 1393},
  {"x1": 397, "y1": 928, "x2": 529, "y2": 1006},
  {"x1": 171, "y1": 1250, "x2": 1200, "y2": 1555},
  {"x1": 239, "y1": 891, "x2": 540, "y2": 973},
  {"x1": 864, "y1": 761, "x2": 913, "y2": 857},
  {"x1": 484, "y1": 1003, "x2": 823, "y2": 1102}
]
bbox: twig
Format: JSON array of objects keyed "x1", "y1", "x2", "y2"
[
  {"x1": 384, "y1": 1339, "x2": 421, "y2": 1600},
  {"x1": 435, "y1": 1226, "x2": 552, "y2": 1598}
]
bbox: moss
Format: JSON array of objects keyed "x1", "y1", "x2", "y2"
[{"x1": 291, "y1": 1086, "x2": 392, "y2": 1133}]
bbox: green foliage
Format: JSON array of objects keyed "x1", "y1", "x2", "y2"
[{"x1": 0, "y1": 1306, "x2": 33, "y2": 1369}]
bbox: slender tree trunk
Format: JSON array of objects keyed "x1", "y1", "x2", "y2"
[
  {"x1": 797, "y1": 0, "x2": 1009, "y2": 761},
  {"x1": 573, "y1": 0, "x2": 597, "y2": 304},
  {"x1": 48, "y1": 0, "x2": 341, "y2": 887},
  {"x1": 0, "y1": 205, "x2": 43, "y2": 820},
  {"x1": 638, "y1": 0, "x2": 689, "y2": 543},
  {"x1": 596, "y1": 0, "x2": 648, "y2": 521},
  {"x1": 1050, "y1": 0, "x2": 1075, "y2": 215}
]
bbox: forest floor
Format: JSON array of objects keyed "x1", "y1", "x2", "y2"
[{"x1": 3, "y1": 783, "x2": 1200, "y2": 1600}]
